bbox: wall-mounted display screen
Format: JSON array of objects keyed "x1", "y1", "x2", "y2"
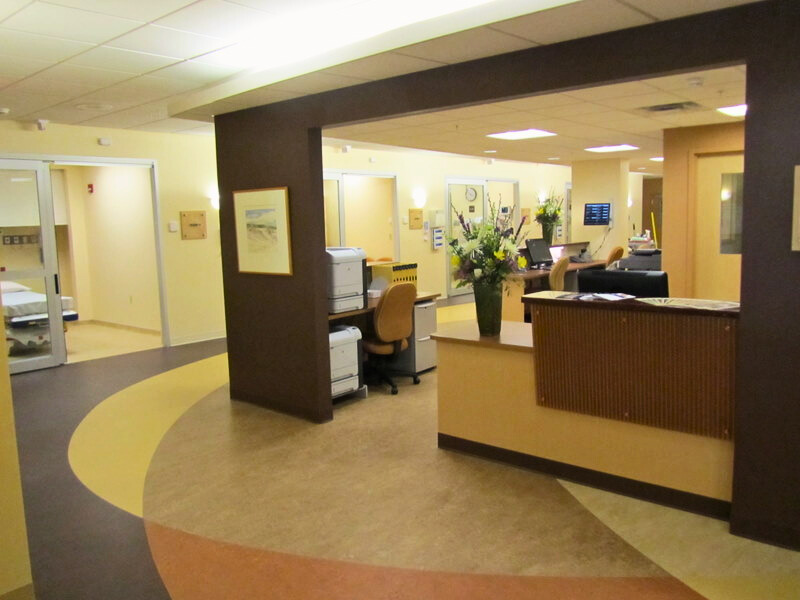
[{"x1": 584, "y1": 203, "x2": 611, "y2": 226}]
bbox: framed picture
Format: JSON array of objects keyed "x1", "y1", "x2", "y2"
[{"x1": 233, "y1": 187, "x2": 293, "y2": 275}]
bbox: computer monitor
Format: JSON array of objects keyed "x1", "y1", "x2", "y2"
[
  {"x1": 577, "y1": 269, "x2": 669, "y2": 297},
  {"x1": 584, "y1": 203, "x2": 611, "y2": 226},
  {"x1": 525, "y1": 238, "x2": 553, "y2": 267}
]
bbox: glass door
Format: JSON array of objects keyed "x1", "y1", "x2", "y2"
[
  {"x1": 1, "y1": 159, "x2": 66, "y2": 373},
  {"x1": 446, "y1": 179, "x2": 486, "y2": 297}
]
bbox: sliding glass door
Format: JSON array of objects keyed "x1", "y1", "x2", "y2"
[{"x1": 1, "y1": 159, "x2": 66, "y2": 373}]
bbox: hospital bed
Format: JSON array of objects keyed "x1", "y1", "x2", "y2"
[{"x1": 2, "y1": 281, "x2": 78, "y2": 354}]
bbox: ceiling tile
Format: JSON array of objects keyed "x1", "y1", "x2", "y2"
[
  {"x1": 74, "y1": 75, "x2": 199, "y2": 106},
  {"x1": 227, "y1": 0, "x2": 363, "y2": 16},
  {"x1": 622, "y1": 0, "x2": 760, "y2": 20},
  {"x1": 131, "y1": 117, "x2": 208, "y2": 132},
  {"x1": 34, "y1": 63, "x2": 134, "y2": 88},
  {"x1": 0, "y1": 53, "x2": 52, "y2": 79},
  {"x1": 2, "y1": 2, "x2": 142, "y2": 44},
  {"x1": 26, "y1": 101, "x2": 118, "y2": 124},
  {"x1": 645, "y1": 66, "x2": 745, "y2": 91},
  {"x1": 564, "y1": 81, "x2": 660, "y2": 101},
  {"x1": 151, "y1": 59, "x2": 241, "y2": 83},
  {"x1": 218, "y1": 87, "x2": 301, "y2": 109},
  {"x1": 566, "y1": 109, "x2": 640, "y2": 126},
  {"x1": 268, "y1": 71, "x2": 370, "y2": 95},
  {"x1": 78, "y1": 102, "x2": 169, "y2": 127},
  {"x1": 491, "y1": 93, "x2": 576, "y2": 111},
  {"x1": 0, "y1": 90, "x2": 65, "y2": 116},
  {"x1": 2, "y1": 73, "x2": 99, "y2": 97},
  {"x1": 46, "y1": 0, "x2": 197, "y2": 21},
  {"x1": 489, "y1": 0, "x2": 654, "y2": 44},
  {"x1": 0, "y1": 0, "x2": 30, "y2": 21},
  {"x1": 154, "y1": 0, "x2": 272, "y2": 40},
  {"x1": 66, "y1": 46, "x2": 179, "y2": 74},
  {"x1": 0, "y1": 28, "x2": 93, "y2": 61},
  {"x1": 395, "y1": 27, "x2": 536, "y2": 64},
  {"x1": 534, "y1": 101, "x2": 616, "y2": 118},
  {"x1": 108, "y1": 24, "x2": 228, "y2": 59},
  {"x1": 324, "y1": 52, "x2": 446, "y2": 80},
  {"x1": 592, "y1": 91, "x2": 686, "y2": 110}
]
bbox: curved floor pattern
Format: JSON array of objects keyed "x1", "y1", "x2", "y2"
[
  {"x1": 68, "y1": 353, "x2": 228, "y2": 516},
  {"x1": 65, "y1": 348, "x2": 800, "y2": 600}
]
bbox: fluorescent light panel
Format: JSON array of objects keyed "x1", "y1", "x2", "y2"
[
  {"x1": 585, "y1": 144, "x2": 639, "y2": 153},
  {"x1": 717, "y1": 104, "x2": 748, "y2": 117},
  {"x1": 650, "y1": 157, "x2": 664, "y2": 162},
  {"x1": 487, "y1": 128, "x2": 556, "y2": 140}
]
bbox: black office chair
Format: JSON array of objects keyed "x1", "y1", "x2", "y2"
[{"x1": 362, "y1": 282, "x2": 419, "y2": 394}]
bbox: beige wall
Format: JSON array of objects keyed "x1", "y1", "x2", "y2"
[
  {"x1": 662, "y1": 123, "x2": 745, "y2": 298},
  {"x1": 323, "y1": 178, "x2": 341, "y2": 246},
  {"x1": 628, "y1": 172, "x2": 645, "y2": 237},
  {"x1": 66, "y1": 165, "x2": 161, "y2": 331},
  {"x1": 342, "y1": 175, "x2": 395, "y2": 260},
  {"x1": 0, "y1": 296, "x2": 33, "y2": 597},
  {"x1": 322, "y1": 143, "x2": 571, "y2": 296},
  {"x1": 571, "y1": 158, "x2": 630, "y2": 261},
  {"x1": 0, "y1": 120, "x2": 224, "y2": 345}
]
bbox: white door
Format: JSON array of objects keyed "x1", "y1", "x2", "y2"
[{"x1": 1, "y1": 159, "x2": 66, "y2": 373}]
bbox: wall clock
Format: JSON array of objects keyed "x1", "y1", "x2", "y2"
[{"x1": 465, "y1": 186, "x2": 478, "y2": 202}]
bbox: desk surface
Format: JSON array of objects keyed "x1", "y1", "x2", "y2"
[
  {"x1": 328, "y1": 291, "x2": 440, "y2": 321},
  {"x1": 431, "y1": 320, "x2": 532, "y2": 352},
  {"x1": 513, "y1": 260, "x2": 605, "y2": 281}
]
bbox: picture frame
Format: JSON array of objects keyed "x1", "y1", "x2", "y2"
[{"x1": 233, "y1": 186, "x2": 293, "y2": 275}]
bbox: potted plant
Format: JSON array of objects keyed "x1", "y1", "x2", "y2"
[
  {"x1": 534, "y1": 192, "x2": 563, "y2": 246},
  {"x1": 449, "y1": 202, "x2": 528, "y2": 336}
]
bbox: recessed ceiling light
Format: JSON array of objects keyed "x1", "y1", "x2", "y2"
[
  {"x1": 10, "y1": 177, "x2": 32, "y2": 182},
  {"x1": 637, "y1": 167, "x2": 647, "y2": 170},
  {"x1": 547, "y1": 156, "x2": 560, "y2": 161},
  {"x1": 649, "y1": 157, "x2": 664, "y2": 162},
  {"x1": 483, "y1": 150, "x2": 497, "y2": 154},
  {"x1": 487, "y1": 128, "x2": 556, "y2": 140},
  {"x1": 585, "y1": 144, "x2": 639, "y2": 153},
  {"x1": 717, "y1": 104, "x2": 747, "y2": 117}
]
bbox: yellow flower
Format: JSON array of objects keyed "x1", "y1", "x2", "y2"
[
  {"x1": 494, "y1": 250, "x2": 506, "y2": 260},
  {"x1": 517, "y1": 256, "x2": 527, "y2": 269},
  {"x1": 451, "y1": 254, "x2": 461, "y2": 267}
]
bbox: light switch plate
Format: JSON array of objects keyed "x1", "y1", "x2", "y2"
[{"x1": 168, "y1": 221, "x2": 179, "y2": 233}]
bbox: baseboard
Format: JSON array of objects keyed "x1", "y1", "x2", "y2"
[
  {"x1": 0, "y1": 584, "x2": 35, "y2": 600},
  {"x1": 168, "y1": 331, "x2": 227, "y2": 347},
  {"x1": 438, "y1": 433, "x2": 731, "y2": 520}
]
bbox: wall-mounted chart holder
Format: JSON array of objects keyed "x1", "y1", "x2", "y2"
[
  {"x1": 180, "y1": 210, "x2": 207, "y2": 240},
  {"x1": 432, "y1": 226, "x2": 445, "y2": 250}
]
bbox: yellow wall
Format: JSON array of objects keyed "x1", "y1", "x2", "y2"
[
  {"x1": 342, "y1": 175, "x2": 395, "y2": 260},
  {"x1": 322, "y1": 178, "x2": 340, "y2": 246},
  {"x1": 571, "y1": 158, "x2": 630, "y2": 261},
  {"x1": 662, "y1": 123, "x2": 745, "y2": 298},
  {"x1": 0, "y1": 120, "x2": 223, "y2": 345},
  {"x1": 62, "y1": 165, "x2": 161, "y2": 331},
  {"x1": 0, "y1": 295, "x2": 33, "y2": 597},
  {"x1": 322, "y1": 143, "x2": 571, "y2": 296},
  {"x1": 628, "y1": 173, "x2": 645, "y2": 236}
]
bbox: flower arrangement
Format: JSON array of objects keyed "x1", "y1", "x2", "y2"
[
  {"x1": 534, "y1": 191, "x2": 563, "y2": 245},
  {"x1": 534, "y1": 192, "x2": 563, "y2": 227},
  {"x1": 449, "y1": 201, "x2": 528, "y2": 288}
]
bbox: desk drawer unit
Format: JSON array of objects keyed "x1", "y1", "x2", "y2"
[{"x1": 390, "y1": 300, "x2": 437, "y2": 374}]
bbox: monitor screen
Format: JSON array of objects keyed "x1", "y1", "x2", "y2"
[
  {"x1": 525, "y1": 238, "x2": 552, "y2": 266},
  {"x1": 584, "y1": 203, "x2": 611, "y2": 226}
]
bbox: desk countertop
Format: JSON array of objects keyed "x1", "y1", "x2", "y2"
[
  {"x1": 328, "y1": 291, "x2": 440, "y2": 321},
  {"x1": 431, "y1": 320, "x2": 532, "y2": 353}
]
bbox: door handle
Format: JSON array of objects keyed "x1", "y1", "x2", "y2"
[{"x1": 54, "y1": 273, "x2": 60, "y2": 295}]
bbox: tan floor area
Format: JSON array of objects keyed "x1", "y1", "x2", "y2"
[
  {"x1": 66, "y1": 321, "x2": 162, "y2": 363},
  {"x1": 144, "y1": 374, "x2": 671, "y2": 577}
]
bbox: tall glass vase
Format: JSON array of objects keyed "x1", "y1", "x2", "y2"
[
  {"x1": 541, "y1": 221, "x2": 554, "y2": 246},
  {"x1": 473, "y1": 279, "x2": 503, "y2": 337}
]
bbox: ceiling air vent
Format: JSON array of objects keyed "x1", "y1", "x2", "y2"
[{"x1": 638, "y1": 101, "x2": 702, "y2": 113}]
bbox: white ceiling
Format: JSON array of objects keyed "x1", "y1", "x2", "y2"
[
  {"x1": 323, "y1": 65, "x2": 747, "y2": 176},
  {"x1": 0, "y1": 0, "x2": 757, "y2": 139}
]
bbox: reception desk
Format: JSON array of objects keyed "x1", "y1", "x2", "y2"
[{"x1": 433, "y1": 295, "x2": 738, "y2": 518}]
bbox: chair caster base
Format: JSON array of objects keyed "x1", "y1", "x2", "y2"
[
  {"x1": 413, "y1": 376, "x2": 420, "y2": 385},
  {"x1": 391, "y1": 387, "x2": 398, "y2": 395}
]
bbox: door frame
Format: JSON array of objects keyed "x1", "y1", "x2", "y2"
[
  {"x1": 1, "y1": 153, "x2": 171, "y2": 348},
  {"x1": 1, "y1": 158, "x2": 66, "y2": 373}
]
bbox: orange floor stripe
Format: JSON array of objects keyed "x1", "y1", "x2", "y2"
[{"x1": 145, "y1": 521, "x2": 707, "y2": 600}]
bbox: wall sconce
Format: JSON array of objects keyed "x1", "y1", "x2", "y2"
[
  {"x1": 207, "y1": 186, "x2": 220, "y2": 210},
  {"x1": 412, "y1": 187, "x2": 427, "y2": 208}
]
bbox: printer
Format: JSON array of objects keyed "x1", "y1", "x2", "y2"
[
  {"x1": 326, "y1": 247, "x2": 367, "y2": 313},
  {"x1": 329, "y1": 325, "x2": 362, "y2": 397}
]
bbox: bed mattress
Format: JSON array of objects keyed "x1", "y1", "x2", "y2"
[{"x1": 2, "y1": 291, "x2": 75, "y2": 318}]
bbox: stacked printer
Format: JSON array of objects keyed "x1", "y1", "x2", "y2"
[
  {"x1": 326, "y1": 247, "x2": 368, "y2": 398},
  {"x1": 326, "y1": 247, "x2": 367, "y2": 313}
]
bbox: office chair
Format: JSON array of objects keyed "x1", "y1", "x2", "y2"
[
  {"x1": 548, "y1": 256, "x2": 570, "y2": 291},
  {"x1": 362, "y1": 282, "x2": 418, "y2": 395},
  {"x1": 605, "y1": 246, "x2": 624, "y2": 268}
]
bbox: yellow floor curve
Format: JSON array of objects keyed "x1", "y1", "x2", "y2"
[{"x1": 68, "y1": 353, "x2": 229, "y2": 517}]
